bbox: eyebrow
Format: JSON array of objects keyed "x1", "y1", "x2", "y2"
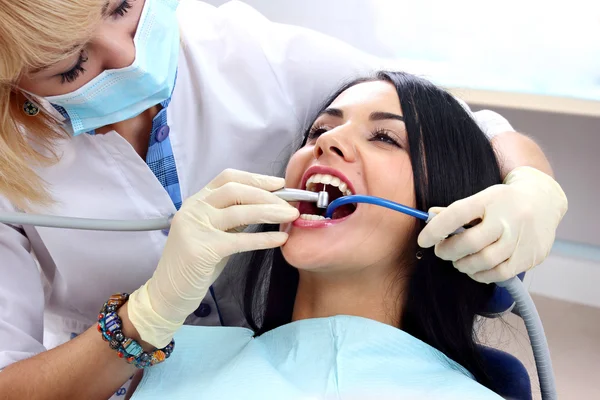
[
  {"x1": 321, "y1": 108, "x2": 344, "y2": 118},
  {"x1": 29, "y1": 1, "x2": 111, "y2": 75},
  {"x1": 369, "y1": 111, "x2": 404, "y2": 122},
  {"x1": 319, "y1": 108, "x2": 404, "y2": 122}
]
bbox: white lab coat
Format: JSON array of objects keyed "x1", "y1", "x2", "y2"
[{"x1": 0, "y1": 0, "x2": 515, "y2": 371}]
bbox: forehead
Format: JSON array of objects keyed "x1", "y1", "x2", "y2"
[{"x1": 329, "y1": 80, "x2": 401, "y2": 115}]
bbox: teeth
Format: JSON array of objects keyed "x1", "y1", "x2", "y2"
[
  {"x1": 299, "y1": 214, "x2": 327, "y2": 221},
  {"x1": 306, "y1": 173, "x2": 353, "y2": 195}
]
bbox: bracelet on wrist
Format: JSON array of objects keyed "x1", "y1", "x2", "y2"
[{"x1": 97, "y1": 293, "x2": 174, "y2": 369}]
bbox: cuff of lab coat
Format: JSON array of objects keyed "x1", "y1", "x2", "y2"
[{"x1": 472, "y1": 109, "x2": 515, "y2": 139}]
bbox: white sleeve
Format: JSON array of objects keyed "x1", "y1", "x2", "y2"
[
  {"x1": 0, "y1": 200, "x2": 46, "y2": 370},
  {"x1": 471, "y1": 109, "x2": 516, "y2": 139},
  {"x1": 217, "y1": 1, "x2": 380, "y2": 129}
]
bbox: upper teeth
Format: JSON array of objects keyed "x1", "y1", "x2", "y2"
[{"x1": 306, "y1": 174, "x2": 353, "y2": 196}]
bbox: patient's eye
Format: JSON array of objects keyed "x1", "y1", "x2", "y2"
[
  {"x1": 369, "y1": 128, "x2": 401, "y2": 147},
  {"x1": 307, "y1": 124, "x2": 329, "y2": 140}
]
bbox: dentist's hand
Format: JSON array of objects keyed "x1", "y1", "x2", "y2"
[
  {"x1": 418, "y1": 166, "x2": 568, "y2": 284},
  {"x1": 128, "y1": 169, "x2": 299, "y2": 348}
]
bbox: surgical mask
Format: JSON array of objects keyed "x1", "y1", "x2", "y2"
[{"x1": 45, "y1": 0, "x2": 180, "y2": 136}]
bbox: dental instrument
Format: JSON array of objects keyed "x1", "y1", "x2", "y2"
[
  {"x1": 272, "y1": 188, "x2": 329, "y2": 209},
  {"x1": 0, "y1": 189, "x2": 329, "y2": 232},
  {"x1": 324, "y1": 193, "x2": 557, "y2": 400}
]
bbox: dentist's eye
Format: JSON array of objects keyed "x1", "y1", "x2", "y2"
[
  {"x1": 307, "y1": 124, "x2": 329, "y2": 140},
  {"x1": 369, "y1": 129, "x2": 401, "y2": 147},
  {"x1": 59, "y1": 51, "x2": 88, "y2": 84},
  {"x1": 112, "y1": 0, "x2": 133, "y2": 18}
]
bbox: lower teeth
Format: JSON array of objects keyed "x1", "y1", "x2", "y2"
[{"x1": 299, "y1": 214, "x2": 327, "y2": 221}]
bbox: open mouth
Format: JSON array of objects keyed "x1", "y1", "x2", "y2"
[{"x1": 298, "y1": 173, "x2": 357, "y2": 221}]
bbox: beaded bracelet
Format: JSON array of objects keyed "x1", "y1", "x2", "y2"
[{"x1": 97, "y1": 293, "x2": 175, "y2": 369}]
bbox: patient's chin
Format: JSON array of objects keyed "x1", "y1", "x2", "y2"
[
  {"x1": 281, "y1": 234, "x2": 349, "y2": 272},
  {"x1": 281, "y1": 237, "x2": 326, "y2": 271}
]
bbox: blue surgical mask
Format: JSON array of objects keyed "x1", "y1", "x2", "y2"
[{"x1": 45, "y1": 0, "x2": 180, "y2": 136}]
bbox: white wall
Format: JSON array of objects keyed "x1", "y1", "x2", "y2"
[{"x1": 205, "y1": 0, "x2": 600, "y2": 101}]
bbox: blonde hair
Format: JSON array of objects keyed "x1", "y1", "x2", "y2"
[{"x1": 0, "y1": 0, "x2": 104, "y2": 210}]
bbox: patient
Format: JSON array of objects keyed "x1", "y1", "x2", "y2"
[{"x1": 130, "y1": 72, "x2": 504, "y2": 399}]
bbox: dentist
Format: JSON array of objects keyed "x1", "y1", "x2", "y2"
[{"x1": 0, "y1": 0, "x2": 567, "y2": 399}]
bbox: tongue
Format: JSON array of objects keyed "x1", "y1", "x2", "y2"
[{"x1": 331, "y1": 204, "x2": 355, "y2": 220}]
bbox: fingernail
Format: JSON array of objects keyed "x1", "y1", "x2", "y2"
[
  {"x1": 266, "y1": 176, "x2": 286, "y2": 185},
  {"x1": 282, "y1": 208, "x2": 300, "y2": 218}
]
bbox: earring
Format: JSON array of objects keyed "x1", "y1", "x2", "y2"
[
  {"x1": 416, "y1": 250, "x2": 423, "y2": 260},
  {"x1": 23, "y1": 100, "x2": 40, "y2": 116}
]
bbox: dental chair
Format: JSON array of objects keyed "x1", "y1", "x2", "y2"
[{"x1": 480, "y1": 272, "x2": 533, "y2": 400}]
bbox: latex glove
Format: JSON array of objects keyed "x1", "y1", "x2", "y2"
[
  {"x1": 418, "y1": 166, "x2": 568, "y2": 284},
  {"x1": 128, "y1": 169, "x2": 299, "y2": 347}
]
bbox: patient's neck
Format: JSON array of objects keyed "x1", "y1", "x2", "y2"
[{"x1": 292, "y1": 265, "x2": 406, "y2": 328}]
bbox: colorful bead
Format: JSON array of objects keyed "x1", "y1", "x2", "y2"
[
  {"x1": 121, "y1": 338, "x2": 133, "y2": 350},
  {"x1": 109, "y1": 339, "x2": 120, "y2": 350},
  {"x1": 104, "y1": 312, "x2": 121, "y2": 333},
  {"x1": 114, "y1": 332, "x2": 125, "y2": 342},
  {"x1": 124, "y1": 340, "x2": 143, "y2": 358},
  {"x1": 151, "y1": 350, "x2": 166, "y2": 364},
  {"x1": 117, "y1": 351, "x2": 124, "y2": 358},
  {"x1": 107, "y1": 293, "x2": 128, "y2": 308}
]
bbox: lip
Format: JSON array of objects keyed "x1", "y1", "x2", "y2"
[
  {"x1": 299, "y1": 165, "x2": 356, "y2": 193},
  {"x1": 292, "y1": 213, "x2": 353, "y2": 228}
]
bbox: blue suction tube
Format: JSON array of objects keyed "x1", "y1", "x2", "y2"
[
  {"x1": 325, "y1": 195, "x2": 557, "y2": 400},
  {"x1": 325, "y1": 195, "x2": 430, "y2": 220}
]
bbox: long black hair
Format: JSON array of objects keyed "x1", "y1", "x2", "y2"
[{"x1": 239, "y1": 71, "x2": 502, "y2": 391}]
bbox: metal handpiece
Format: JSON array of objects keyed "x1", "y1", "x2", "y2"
[{"x1": 273, "y1": 188, "x2": 329, "y2": 208}]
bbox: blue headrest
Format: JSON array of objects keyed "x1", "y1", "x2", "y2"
[
  {"x1": 483, "y1": 272, "x2": 526, "y2": 317},
  {"x1": 478, "y1": 346, "x2": 532, "y2": 400}
]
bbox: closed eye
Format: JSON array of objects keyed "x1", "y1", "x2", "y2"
[
  {"x1": 369, "y1": 129, "x2": 401, "y2": 147},
  {"x1": 111, "y1": 0, "x2": 133, "y2": 18},
  {"x1": 59, "y1": 51, "x2": 88, "y2": 84},
  {"x1": 307, "y1": 124, "x2": 330, "y2": 140}
]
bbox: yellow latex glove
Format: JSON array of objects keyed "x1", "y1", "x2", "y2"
[
  {"x1": 418, "y1": 166, "x2": 568, "y2": 284},
  {"x1": 128, "y1": 169, "x2": 299, "y2": 348}
]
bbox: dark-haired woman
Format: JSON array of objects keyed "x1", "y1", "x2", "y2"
[{"x1": 122, "y1": 72, "x2": 564, "y2": 399}]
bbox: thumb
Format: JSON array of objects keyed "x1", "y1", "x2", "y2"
[
  {"x1": 417, "y1": 206, "x2": 447, "y2": 248},
  {"x1": 427, "y1": 206, "x2": 446, "y2": 217}
]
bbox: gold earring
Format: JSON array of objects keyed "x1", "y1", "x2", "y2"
[
  {"x1": 23, "y1": 100, "x2": 40, "y2": 116},
  {"x1": 416, "y1": 250, "x2": 423, "y2": 260}
]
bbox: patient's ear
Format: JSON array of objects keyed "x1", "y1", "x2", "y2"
[{"x1": 125, "y1": 371, "x2": 144, "y2": 400}]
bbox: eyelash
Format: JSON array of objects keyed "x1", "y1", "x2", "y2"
[
  {"x1": 59, "y1": 1, "x2": 132, "y2": 84},
  {"x1": 307, "y1": 124, "x2": 329, "y2": 139},
  {"x1": 307, "y1": 125, "x2": 401, "y2": 147},
  {"x1": 369, "y1": 128, "x2": 401, "y2": 147},
  {"x1": 60, "y1": 51, "x2": 88, "y2": 84},
  {"x1": 112, "y1": 0, "x2": 133, "y2": 17}
]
